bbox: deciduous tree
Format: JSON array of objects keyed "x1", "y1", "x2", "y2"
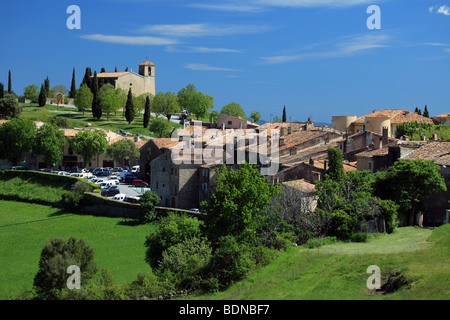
[
  {"x1": 74, "y1": 83, "x2": 93, "y2": 115},
  {"x1": 0, "y1": 118, "x2": 36, "y2": 165},
  {"x1": 70, "y1": 129, "x2": 107, "y2": 168},
  {"x1": 23, "y1": 85, "x2": 39, "y2": 106},
  {"x1": 34, "y1": 124, "x2": 66, "y2": 166},
  {"x1": 106, "y1": 138, "x2": 139, "y2": 168},
  {"x1": 220, "y1": 102, "x2": 246, "y2": 119}
]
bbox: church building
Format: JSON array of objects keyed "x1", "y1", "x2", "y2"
[{"x1": 91, "y1": 60, "x2": 155, "y2": 96}]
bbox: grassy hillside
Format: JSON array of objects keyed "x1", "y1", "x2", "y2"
[
  {"x1": 0, "y1": 200, "x2": 155, "y2": 299},
  {"x1": 0, "y1": 170, "x2": 99, "y2": 203},
  {"x1": 19, "y1": 103, "x2": 183, "y2": 136},
  {"x1": 196, "y1": 225, "x2": 449, "y2": 300}
]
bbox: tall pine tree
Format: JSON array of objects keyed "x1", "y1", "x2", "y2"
[
  {"x1": 125, "y1": 88, "x2": 134, "y2": 124},
  {"x1": 282, "y1": 105, "x2": 287, "y2": 122},
  {"x1": 69, "y1": 68, "x2": 76, "y2": 98},
  {"x1": 143, "y1": 95, "x2": 151, "y2": 128},
  {"x1": 8, "y1": 70, "x2": 12, "y2": 93},
  {"x1": 91, "y1": 71, "x2": 101, "y2": 119},
  {"x1": 38, "y1": 84, "x2": 46, "y2": 108}
]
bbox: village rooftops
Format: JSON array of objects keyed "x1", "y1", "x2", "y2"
[
  {"x1": 401, "y1": 141, "x2": 450, "y2": 166},
  {"x1": 353, "y1": 109, "x2": 435, "y2": 125}
]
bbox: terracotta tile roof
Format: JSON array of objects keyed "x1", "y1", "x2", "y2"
[
  {"x1": 151, "y1": 138, "x2": 184, "y2": 150},
  {"x1": 356, "y1": 146, "x2": 391, "y2": 158},
  {"x1": 258, "y1": 122, "x2": 306, "y2": 131},
  {"x1": 95, "y1": 72, "x2": 130, "y2": 78},
  {"x1": 62, "y1": 129, "x2": 79, "y2": 137},
  {"x1": 280, "y1": 140, "x2": 341, "y2": 166},
  {"x1": 282, "y1": 179, "x2": 316, "y2": 192},
  {"x1": 279, "y1": 131, "x2": 329, "y2": 152},
  {"x1": 353, "y1": 109, "x2": 434, "y2": 125},
  {"x1": 401, "y1": 141, "x2": 450, "y2": 166},
  {"x1": 139, "y1": 60, "x2": 155, "y2": 66},
  {"x1": 435, "y1": 113, "x2": 450, "y2": 118}
]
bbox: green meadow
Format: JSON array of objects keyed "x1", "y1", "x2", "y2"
[
  {"x1": 196, "y1": 225, "x2": 450, "y2": 300},
  {"x1": 0, "y1": 200, "x2": 155, "y2": 299}
]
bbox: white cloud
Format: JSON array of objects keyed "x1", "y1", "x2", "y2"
[
  {"x1": 429, "y1": 5, "x2": 450, "y2": 15},
  {"x1": 191, "y1": 0, "x2": 376, "y2": 12},
  {"x1": 136, "y1": 23, "x2": 270, "y2": 37},
  {"x1": 80, "y1": 34, "x2": 177, "y2": 45},
  {"x1": 184, "y1": 63, "x2": 241, "y2": 72},
  {"x1": 437, "y1": 5, "x2": 450, "y2": 15},
  {"x1": 261, "y1": 34, "x2": 390, "y2": 64},
  {"x1": 188, "y1": 46, "x2": 242, "y2": 53},
  {"x1": 444, "y1": 48, "x2": 450, "y2": 53}
]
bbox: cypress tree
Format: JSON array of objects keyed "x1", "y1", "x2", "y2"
[
  {"x1": 325, "y1": 147, "x2": 345, "y2": 183},
  {"x1": 81, "y1": 67, "x2": 92, "y2": 88},
  {"x1": 69, "y1": 68, "x2": 76, "y2": 98},
  {"x1": 125, "y1": 88, "x2": 134, "y2": 124},
  {"x1": 38, "y1": 84, "x2": 46, "y2": 107},
  {"x1": 282, "y1": 105, "x2": 287, "y2": 122},
  {"x1": 44, "y1": 76, "x2": 50, "y2": 96},
  {"x1": 417, "y1": 108, "x2": 422, "y2": 116},
  {"x1": 115, "y1": 66, "x2": 118, "y2": 72},
  {"x1": 143, "y1": 95, "x2": 150, "y2": 128},
  {"x1": 91, "y1": 71, "x2": 101, "y2": 119},
  {"x1": 423, "y1": 105, "x2": 429, "y2": 118},
  {"x1": 101, "y1": 67, "x2": 106, "y2": 73},
  {"x1": 8, "y1": 70, "x2": 12, "y2": 93},
  {"x1": 0, "y1": 83, "x2": 4, "y2": 99}
]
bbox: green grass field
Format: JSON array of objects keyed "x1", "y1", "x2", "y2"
[
  {"x1": 0, "y1": 200, "x2": 155, "y2": 299},
  {"x1": 196, "y1": 225, "x2": 450, "y2": 300},
  {"x1": 19, "y1": 103, "x2": 183, "y2": 137}
]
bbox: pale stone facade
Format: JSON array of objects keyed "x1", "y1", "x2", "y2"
[{"x1": 93, "y1": 60, "x2": 155, "y2": 97}]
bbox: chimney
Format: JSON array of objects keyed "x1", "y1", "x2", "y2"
[
  {"x1": 421, "y1": 134, "x2": 427, "y2": 141},
  {"x1": 287, "y1": 127, "x2": 292, "y2": 135},
  {"x1": 432, "y1": 133, "x2": 438, "y2": 141},
  {"x1": 372, "y1": 109, "x2": 377, "y2": 113},
  {"x1": 382, "y1": 127, "x2": 389, "y2": 145},
  {"x1": 309, "y1": 157, "x2": 315, "y2": 166}
]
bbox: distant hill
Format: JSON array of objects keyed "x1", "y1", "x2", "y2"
[{"x1": 257, "y1": 120, "x2": 331, "y2": 127}]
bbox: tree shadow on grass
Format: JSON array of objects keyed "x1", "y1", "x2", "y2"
[{"x1": 117, "y1": 218, "x2": 142, "y2": 227}]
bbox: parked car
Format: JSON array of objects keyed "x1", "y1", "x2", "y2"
[
  {"x1": 131, "y1": 165, "x2": 140, "y2": 173},
  {"x1": 112, "y1": 193, "x2": 126, "y2": 201},
  {"x1": 9, "y1": 166, "x2": 27, "y2": 170},
  {"x1": 124, "y1": 174, "x2": 138, "y2": 184},
  {"x1": 101, "y1": 185, "x2": 120, "y2": 197},
  {"x1": 124, "y1": 196, "x2": 140, "y2": 203},
  {"x1": 189, "y1": 208, "x2": 200, "y2": 212},
  {"x1": 132, "y1": 179, "x2": 148, "y2": 187}
]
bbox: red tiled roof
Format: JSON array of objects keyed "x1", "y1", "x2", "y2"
[
  {"x1": 95, "y1": 72, "x2": 130, "y2": 78},
  {"x1": 139, "y1": 60, "x2": 155, "y2": 66},
  {"x1": 435, "y1": 113, "x2": 450, "y2": 118},
  {"x1": 401, "y1": 141, "x2": 450, "y2": 166},
  {"x1": 353, "y1": 109, "x2": 434, "y2": 125},
  {"x1": 151, "y1": 138, "x2": 183, "y2": 149},
  {"x1": 282, "y1": 179, "x2": 316, "y2": 192}
]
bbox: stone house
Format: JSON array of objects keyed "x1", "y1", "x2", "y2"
[{"x1": 332, "y1": 109, "x2": 434, "y2": 138}]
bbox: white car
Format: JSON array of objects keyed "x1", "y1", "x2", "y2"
[{"x1": 112, "y1": 193, "x2": 126, "y2": 201}]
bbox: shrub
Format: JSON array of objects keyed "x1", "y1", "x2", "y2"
[
  {"x1": 329, "y1": 209, "x2": 358, "y2": 241},
  {"x1": 304, "y1": 236, "x2": 337, "y2": 249},
  {"x1": 125, "y1": 272, "x2": 174, "y2": 300},
  {"x1": 33, "y1": 237, "x2": 98, "y2": 300},
  {"x1": 377, "y1": 199, "x2": 399, "y2": 234},
  {"x1": 207, "y1": 236, "x2": 256, "y2": 290},
  {"x1": 138, "y1": 190, "x2": 161, "y2": 223},
  {"x1": 61, "y1": 180, "x2": 92, "y2": 209},
  {"x1": 349, "y1": 232, "x2": 368, "y2": 243},
  {"x1": 145, "y1": 213, "x2": 204, "y2": 270},
  {"x1": 158, "y1": 237, "x2": 213, "y2": 289}
]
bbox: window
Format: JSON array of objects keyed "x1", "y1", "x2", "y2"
[
  {"x1": 228, "y1": 121, "x2": 232, "y2": 126},
  {"x1": 156, "y1": 182, "x2": 159, "y2": 189}
]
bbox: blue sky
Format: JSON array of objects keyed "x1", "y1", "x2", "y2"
[{"x1": 0, "y1": 0, "x2": 449, "y2": 123}]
